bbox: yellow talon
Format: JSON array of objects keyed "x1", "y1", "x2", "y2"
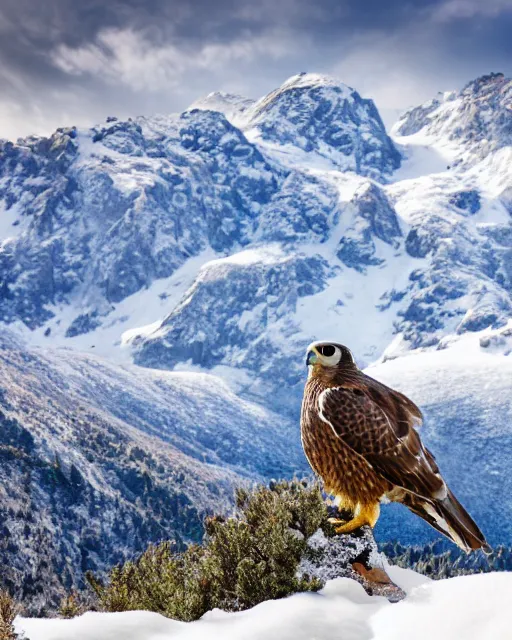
[{"x1": 330, "y1": 503, "x2": 380, "y2": 534}]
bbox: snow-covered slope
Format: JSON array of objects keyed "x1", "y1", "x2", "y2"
[
  {"x1": 16, "y1": 569, "x2": 512, "y2": 640},
  {"x1": 0, "y1": 329, "x2": 304, "y2": 612},
  {"x1": 187, "y1": 91, "x2": 255, "y2": 125},
  {"x1": 1, "y1": 71, "x2": 512, "y2": 601},
  {"x1": 0, "y1": 73, "x2": 400, "y2": 336},
  {"x1": 393, "y1": 73, "x2": 512, "y2": 166}
]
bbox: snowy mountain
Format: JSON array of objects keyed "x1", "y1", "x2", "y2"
[
  {"x1": 1, "y1": 71, "x2": 512, "y2": 604},
  {"x1": 134, "y1": 73, "x2": 512, "y2": 411},
  {"x1": 0, "y1": 73, "x2": 399, "y2": 334},
  {"x1": 393, "y1": 73, "x2": 512, "y2": 169}
]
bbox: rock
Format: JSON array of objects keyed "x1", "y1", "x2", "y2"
[
  {"x1": 299, "y1": 522, "x2": 406, "y2": 603},
  {"x1": 243, "y1": 73, "x2": 401, "y2": 179},
  {"x1": 449, "y1": 190, "x2": 481, "y2": 214}
]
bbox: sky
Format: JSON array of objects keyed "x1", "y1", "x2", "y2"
[{"x1": 1, "y1": 0, "x2": 511, "y2": 140}]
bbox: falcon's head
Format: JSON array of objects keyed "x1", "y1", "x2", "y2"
[{"x1": 306, "y1": 341, "x2": 355, "y2": 370}]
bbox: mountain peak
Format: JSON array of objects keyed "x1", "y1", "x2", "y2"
[
  {"x1": 278, "y1": 72, "x2": 355, "y2": 95},
  {"x1": 241, "y1": 72, "x2": 399, "y2": 178},
  {"x1": 186, "y1": 91, "x2": 255, "y2": 122},
  {"x1": 392, "y1": 72, "x2": 512, "y2": 166},
  {"x1": 461, "y1": 72, "x2": 507, "y2": 94}
]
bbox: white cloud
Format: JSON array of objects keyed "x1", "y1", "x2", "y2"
[
  {"x1": 51, "y1": 27, "x2": 294, "y2": 92},
  {"x1": 0, "y1": 87, "x2": 113, "y2": 141},
  {"x1": 432, "y1": 0, "x2": 512, "y2": 22}
]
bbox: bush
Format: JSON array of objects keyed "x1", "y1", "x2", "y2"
[
  {"x1": 86, "y1": 480, "x2": 328, "y2": 621},
  {"x1": 59, "y1": 591, "x2": 84, "y2": 619},
  {"x1": 0, "y1": 590, "x2": 20, "y2": 640}
]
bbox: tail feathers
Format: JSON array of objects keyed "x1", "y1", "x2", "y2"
[{"x1": 403, "y1": 489, "x2": 491, "y2": 554}]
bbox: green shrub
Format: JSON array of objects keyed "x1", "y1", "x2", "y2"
[
  {"x1": 86, "y1": 480, "x2": 327, "y2": 621},
  {"x1": 59, "y1": 591, "x2": 84, "y2": 619}
]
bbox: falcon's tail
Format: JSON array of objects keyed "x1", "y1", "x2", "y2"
[{"x1": 403, "y1": 489, "x2": 491, "y2": 554}]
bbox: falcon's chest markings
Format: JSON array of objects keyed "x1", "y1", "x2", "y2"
[
  {"x1": 316, "y1": 385, "x2": 378, "y2": 473},
  {"x1": 317, "y1": 387, "x2": 341, "y2": 429},
  {"x1": 317, "y1": 386, "x2": 361, "y2": 432}
]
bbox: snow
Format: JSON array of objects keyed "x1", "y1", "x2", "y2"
[
  {"x1": 187, "y1": 92, "x2": 255, "y2": 128},
  {"x1": 14, "y1": 249, "x2": 217, "y2": 362},
  {"x1": 201, "y1": 245, "x2": 285, "y2": 269},
  {"x1": 369, "y1": 332, "x2": 512, "y2": 410},
  {"x1": 389, "y1": 133, "x2": 456, "y2": 182},
  {"x1": 294, "y1": 245, "x2": 416, "y2": 365},
  {"x1": 372, "y1": 572, "x2": 511, "y2": 640},
  {"x1": 278, "y1": 72, "x2": 355, "y2": 96},
  {"x1": 16, "y1": 571, "x2": 512, "y2": 640},
  {"x1": 0, "y1": 199, "x2": 26, "y2": 241},
  {"x1": 243, "y1": 135, "x2": 347, "y2": 173},
  {"x1": 467, "y1": 146, "x2": 512, "y2": 198}
]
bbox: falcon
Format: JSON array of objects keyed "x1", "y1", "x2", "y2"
[{"x1": 301, "y1": 341, "x2": 490, "y2": 553}]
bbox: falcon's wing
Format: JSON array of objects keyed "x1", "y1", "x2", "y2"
[{"x1": 318, "y1": 383, "x2": 446, "y2": 499}]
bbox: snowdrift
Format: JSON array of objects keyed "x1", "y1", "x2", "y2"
[{"x1": 17, "y1": 568, "x2": 512, "y2": 640}]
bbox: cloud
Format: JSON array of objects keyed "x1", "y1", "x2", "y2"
[
  {"x1": 327, "y1": 26, "x2": 459, "y2": 108},
  {"x1": 432, "y1": 0, "x2": 512, "y2": 22},
  {"x1": 51, "y1": 27, "x2": 296, "y2": 92},
  {"x1": 0, "y1": 0, "x2": 511, "y2": 140},
  {"x1": 51, "y1": 28, "x2": 189, "y2": 91}
]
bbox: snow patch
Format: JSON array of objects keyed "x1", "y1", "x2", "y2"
[{"x1": 16, "y1": 572, "x2": 512, "y2": 640}]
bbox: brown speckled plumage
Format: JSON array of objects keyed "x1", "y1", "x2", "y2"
[
  {"x1": 301, "y1": 375, "x2": 391, "y2": 510},
  {"x1": 301, "y1": 341, "x2": 491, "y2": 553}
]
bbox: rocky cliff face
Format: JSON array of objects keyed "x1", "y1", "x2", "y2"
[
  {"x1": 0, "y1": 73, "x2": 398, "y2": 336},
  {"x1": 241, "y1": 73, "x2": 401, "y2": 179}
]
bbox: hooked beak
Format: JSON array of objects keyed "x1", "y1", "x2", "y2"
[{"x1": 306, "y1": 350, "x2": 318, "y2": 366}]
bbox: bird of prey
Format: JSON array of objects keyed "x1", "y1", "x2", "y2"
[{"x1": 301, "y1": 341, "x2": 490, "y2": 553}]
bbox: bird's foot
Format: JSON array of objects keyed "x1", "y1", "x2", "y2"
[
  {"x1": 329, "y1": 505, "x2": 380, "y2": 534},
  {"x1": 328, "y1": 516, "x2": 366, "y2": 534},
  {"x1": 327, "y1": 516, "x2": 350, "y2": 527},
  {"x1": 333, "y1": 519, "x2": 368, "y2": 534},
  {"x1": 328, "y1": 503, "x2": 380, "y2": 534}
]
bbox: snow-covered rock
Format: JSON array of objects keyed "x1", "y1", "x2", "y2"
[
  {"x1": 15, "y1": 570, "x2": 512, "y2": 640},
  {"x1": 241, "y1": 73, "x2": 401, "y2": 179},
  {"x1": 297, "y1": 526, "x2": 407, "y2": 601},
  {"x1": 0, "y1": 108, "x2": 280, "y2": 329},
  {"x1": 0, "y1": 73, "x2": 397, "y2": 334},
  {"x1": 187, "y1": 91, "x2": 255, "y2": 125},
  {"x1": 393, "y1": 73, "x2": 512, "y2": 167}
]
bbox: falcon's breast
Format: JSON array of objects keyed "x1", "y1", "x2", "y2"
[{"x1": 300, "y1": 376, "x2": 391, "y2": 508}]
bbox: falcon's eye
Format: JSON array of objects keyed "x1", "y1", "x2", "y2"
[{"x1": 319, "y1": 345, "x2": 336, "y2": 357}]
